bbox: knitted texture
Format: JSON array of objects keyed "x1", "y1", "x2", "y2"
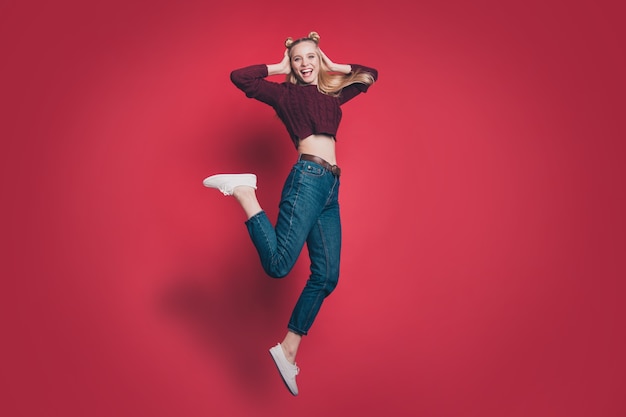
[{"x1": 230, "y1": 64, "x2": 377, "y2": 148}]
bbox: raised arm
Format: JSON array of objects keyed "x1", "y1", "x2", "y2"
[
  {"x1": 319, "y1": 47, "x2": 378, "y2": 105},
  {"x1": 319, "y1": 48, "x2": 352, "y2": 74},
  {"x1": 267, "y1": 49, "x2": 292, "y2": 76},
  {"x1": 230, "y1": 50, "x2": 291, "y2": 106}
]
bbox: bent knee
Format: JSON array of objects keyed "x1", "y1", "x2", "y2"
[
  {"x1": 324, "y1": 274, "x2": 340, "y2": 294},
  {"x1": 264, "y1": 263, "x2": 292, "y2": 279},
  {"x1": 266, "y1": 269, "x2": 289, "y2": 279}
]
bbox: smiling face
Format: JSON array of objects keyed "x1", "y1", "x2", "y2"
[{"x1": 289, "y1": 40, "x2": 320, "y2": 85}]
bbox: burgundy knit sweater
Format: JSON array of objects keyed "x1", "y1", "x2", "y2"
[{"x1": 230, "y1": 64, "x2": 378, "y2": 147}]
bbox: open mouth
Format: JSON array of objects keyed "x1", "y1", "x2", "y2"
[{"x1": 301, "y1": 69, "x2": 313, "y2": 78}]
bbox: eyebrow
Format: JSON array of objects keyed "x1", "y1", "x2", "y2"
[{"x1": 292, "y1": 53, "x2": 316, "y2": 58}]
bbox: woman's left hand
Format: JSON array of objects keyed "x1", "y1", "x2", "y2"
[{"x1": 319, "y1": 48, "x2": 352, "y2": 74}]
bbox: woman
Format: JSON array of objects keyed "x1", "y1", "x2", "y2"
[{"x1": 203, "y1": 32, "x2": 377, "y2": 396}]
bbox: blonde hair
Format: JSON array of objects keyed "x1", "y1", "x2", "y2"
[{"x1": 284, "y1": 31, "x2": 375, "y2": 97}]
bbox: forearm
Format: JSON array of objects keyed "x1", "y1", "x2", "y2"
[
  {"x1": 329, "y1": 63, "x2": 352, "y2": 74},
  {"x1": 267, "y1": 63, "x2": 289, "y2": 76},
  {"x1": 319, "y1": 49, "x2": 352, "y2": 74},
  {"x1": 267, "y1": 50, "x2": 291, "y2": 76}
]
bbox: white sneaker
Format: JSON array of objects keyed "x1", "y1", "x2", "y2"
[
  {"x1": 269, "y1": 343, "x2": 299, "y2": 396},
  {"x1": 202, "y1": 173, "x2": 257, "y2": 196}
]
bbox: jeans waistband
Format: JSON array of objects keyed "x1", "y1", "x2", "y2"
[{"x1": 299, "y1": 154, "x2": 341, "y2": 177}]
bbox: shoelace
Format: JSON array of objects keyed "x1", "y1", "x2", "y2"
[{"x1": 220, "y1": 184, "x2": 233, "y2": 196}]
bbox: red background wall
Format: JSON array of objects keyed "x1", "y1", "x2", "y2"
[{"x1": 2, "y1": 0, "x2": 625, "y2": 416}]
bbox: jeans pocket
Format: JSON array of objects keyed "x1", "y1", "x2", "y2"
[{"x1": 301, "y1": 161, "x2": 324, "y2": 177}]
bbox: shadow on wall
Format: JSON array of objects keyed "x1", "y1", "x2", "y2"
[
  {"x1": 197, "y1": 105, "x2": 296, "y2": 181},
  {"x1": 159, "y1": 264, "x2": 300, "y2": 399},
  {"x1": 160, "y1": 120, "x2": 304, "y2": 398}
]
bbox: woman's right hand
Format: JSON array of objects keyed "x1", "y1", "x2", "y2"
[
  {"x1": 278, "y1": 49, "x2": 292, "y2": 74},
  {"x1": 267, "y1": 49, "x2": 291, "y2": 76}
]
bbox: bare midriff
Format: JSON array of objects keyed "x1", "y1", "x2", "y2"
[{"x1": 297, "y1": 134, "x2": 337, "y2": 166}]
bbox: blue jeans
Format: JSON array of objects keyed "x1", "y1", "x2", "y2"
[{"x1": 245, "y1": 157, "x2": 341, "y2": 336}]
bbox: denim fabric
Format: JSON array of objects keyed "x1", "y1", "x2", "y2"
[{"x1": 245, "y1": 158, "x2": 341, "y2": 335}]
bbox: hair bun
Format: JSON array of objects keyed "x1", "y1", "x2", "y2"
[
  {"x1": 285, "y1": 32, "x2": 320, "y2": 49},
  {"x1": 308, "y1": 31, "x2": 320, "y2": 43}
]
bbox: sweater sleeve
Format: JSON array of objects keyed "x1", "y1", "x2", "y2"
[
  {"x1": 338, "y1": 64, "x2": 379, "y2": 105},
  {"x1": 230, "y1": 64, "x2": 283, "y2": 107}
]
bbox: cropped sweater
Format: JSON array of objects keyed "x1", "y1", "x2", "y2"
[{"x1": 230, "y1": 64, "x2": 378, "y2": 147}]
